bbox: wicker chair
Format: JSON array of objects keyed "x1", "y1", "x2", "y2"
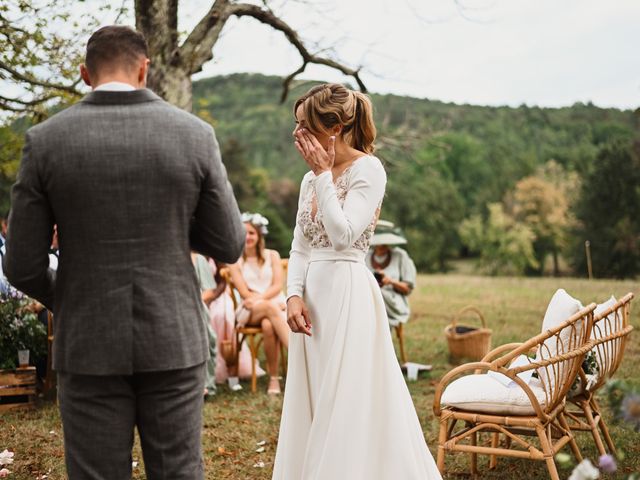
[
  {"x1": 433, "y1": 302, "x2": 596, "y2": 480},
  {"x1": 564, "y1": 292, "x2": 634, "y2": 456},
  {"x1": 219, "y1": 261, "x2": 288, "y2": 393}
]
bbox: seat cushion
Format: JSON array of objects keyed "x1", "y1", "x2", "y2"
[{"x1": 441, "y1": 373, "x2": 548, "y2": 415}]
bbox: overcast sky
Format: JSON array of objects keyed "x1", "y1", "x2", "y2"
[{"x1": 172, "y1": 0, "x2": 640, "y2": 110}]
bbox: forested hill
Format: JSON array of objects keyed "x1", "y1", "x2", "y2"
[{"x1": 192, "y1": 73, "x2": 639, "y2": 278}]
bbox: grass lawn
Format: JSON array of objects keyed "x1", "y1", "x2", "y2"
[{"x1": 1, "y1": 274, "x2": 638, "y2": 479}]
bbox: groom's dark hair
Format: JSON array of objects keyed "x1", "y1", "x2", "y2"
[{"x1": 85, "y1": 26, "x2": 148, "y2": 76}]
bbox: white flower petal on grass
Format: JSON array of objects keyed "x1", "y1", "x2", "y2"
[
  {"x1": 0, "y1": 450, "x2": 14, "y2": 466},
  {"x1": 132, "y1": 461, "x2": 139, "y2": 468},
  {"x1": 253, "y1": 462, "x2": 265, "y2": 468},
  {"x1": 568, "y1": 459, "x2": 600, "y2": 480},
  {"x1": 256, "y1": 440, "x2": 266, "y2": 446},
  {"x1": 255, "y1": 447, "x2": 265, "y2": 453}
]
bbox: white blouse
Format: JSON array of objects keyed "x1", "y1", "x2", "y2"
[{"x1": 287, "y1": 155, "x2": 387, "y2": 300}]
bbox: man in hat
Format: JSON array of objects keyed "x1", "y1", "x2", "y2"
[{"x1": 366, "y1": 220, "x2": 417, "y2": 328}]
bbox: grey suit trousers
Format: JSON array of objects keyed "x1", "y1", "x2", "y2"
[{"x1": 58, "y1": 364, "x2": 205, "y2": 480}]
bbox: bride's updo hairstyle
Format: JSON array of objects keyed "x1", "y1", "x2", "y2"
[{"x1": 294, "y1": 83, "x2": 376, "y2": 154}]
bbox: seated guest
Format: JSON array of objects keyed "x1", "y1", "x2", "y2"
[
  {"x1": 229, "y1": 212, "x2": 289, "y2": 395},
  {"x1": 207, "y1": 259, "x2": 265, "y2": 391},
  {"x1": 191, "y1": 252, "x2": 222, "y2": 399},
  {"x1": 365, "y1": 221, "x2": 417, "y2": 328}
]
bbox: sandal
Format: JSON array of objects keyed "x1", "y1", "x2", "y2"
[{"x1": 267, "y1": 376, "x2": 282, "y2": 395}]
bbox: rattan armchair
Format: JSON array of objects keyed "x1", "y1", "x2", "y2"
[
  {"x1": 433, "y1": 303, "x2": 597, "y2": 480},
  {"x1": 564, "y1": 293, "x2": 634, "y2": 456}
]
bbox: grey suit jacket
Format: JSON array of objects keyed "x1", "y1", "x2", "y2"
[{"x1": 3, "y1": 89, "x2": 245, "y2": 375}]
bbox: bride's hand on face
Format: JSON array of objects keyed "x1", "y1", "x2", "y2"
[
  {"x1": 286, "y1": 296, "x2": 312, "y2": 336},
  {"x1": 294, "y1": 129, "x2": 335, "y2": 176}
]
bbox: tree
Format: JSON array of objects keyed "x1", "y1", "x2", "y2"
[
  {"x1": 135, "y1": 0, "x2": 366, "y2": 110},
  {"x1": 459, "y1": 203, "x2": 538, "y2": 276},
  {"x1": 385, "y1": 150, "x2": 465, "y2": 272},
  {"x1": 570, "y1": 140, "x2": 640, "y2": 278},
  {"x1": 0, "y1": 0, "x2": 92, "y2": 116},
  {"x1": 1, "y1": 0, "x2": 366, "y2": 114},
  {"x1": 508, "y1": 175, "x2": 569, "y2": 276}
]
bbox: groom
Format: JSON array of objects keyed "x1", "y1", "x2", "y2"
[{"x1": 3, "y1": 25, "x2": 244, "y2": 479}]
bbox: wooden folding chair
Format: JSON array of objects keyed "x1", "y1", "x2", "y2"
[
  {"x1": 433, "y1": 303, "x2": 596, "y2": 480},
  {"x1": 564, "y1": 293, "x2": 634, "y2": 456},
  {"x1": 394, "y1": 323, "x2": 407, "y2": 364},
  {"x1": 219, "y1": 260, "x2": 288, "y2": 393}
]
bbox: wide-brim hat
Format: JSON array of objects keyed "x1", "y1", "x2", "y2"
[{"x1": 370, "y1": 220, "x2": 407, "y2": 246}]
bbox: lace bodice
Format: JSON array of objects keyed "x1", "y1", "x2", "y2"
[
  {"x1": 287, "y1": 155, "x2": 387, "y2": 299},
  {"x1": 297, "y1": 163, "x2": 380, "y2": 252}
]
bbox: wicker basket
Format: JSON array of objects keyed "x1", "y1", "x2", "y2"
[{"x1": 444, "y1": 306, "x2": 492, "y2": 362}]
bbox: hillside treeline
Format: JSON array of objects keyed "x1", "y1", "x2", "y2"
[{"x1": 1, "y1": 73, "x2": 638, "y2": 278}]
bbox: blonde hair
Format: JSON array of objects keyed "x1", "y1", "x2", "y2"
[{"x1": 294, "y1": 84, "x2": 376, "y2": 154}]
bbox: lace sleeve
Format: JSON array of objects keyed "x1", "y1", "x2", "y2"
[
  {"x1": 313, "y1": 156, "x2": 387, "y2": 251},
  {"x1": 287, "y1": 174, "x2": 313, "y2": 300}
]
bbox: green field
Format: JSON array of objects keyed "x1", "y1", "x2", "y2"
[{"x1": 1, "y1": 274, "x2": 638, "y2": 479}]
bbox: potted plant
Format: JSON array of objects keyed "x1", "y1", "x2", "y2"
[{"x1": 0, "y1": 292, "x2": 47, "y2": 371}]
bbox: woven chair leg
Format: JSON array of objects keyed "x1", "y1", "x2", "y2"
[
  {"x1": 470, "y1": 429, "x2": 478, "y2": 475},
  {"x1": 578, "y1": 398, "x2": 607, "y2": 456},
  {"x1": 559, "y1": 412, "x2": 583, "y2": 462},
  {"x1": 437, "y1": 418, "x2": 448, "y2": 473},
  {"x1": 592, "y1": 397, "x2": 617, "y2": 456},
  {"x1": 489, "y1": 432, "x2": 499, "y2": 469},
  {"x1": 536, "y1": 426, "x2": 560, "y2": 480}
]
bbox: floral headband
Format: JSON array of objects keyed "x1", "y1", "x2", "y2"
[{"x1": 241, "y1": 212, "x2": 269, "y2": 235}]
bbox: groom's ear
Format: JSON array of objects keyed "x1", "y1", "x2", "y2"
[
  {"x1": 138, "y1": 58, "x2": 150, "y2": 87},
  {"x1": 80, "y1": 64, "x2": 92, "y2": 87}
]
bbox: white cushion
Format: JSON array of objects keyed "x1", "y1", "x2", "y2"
[
  {"x1": 536, "y1": 289, "x2": 584, "y2": 388},
  {"x1": 441, "y1": 373, "x2": 548, "y2": 415},
  {"x1": 487, "y1": 354, "x2": 535, "y2": 387}
]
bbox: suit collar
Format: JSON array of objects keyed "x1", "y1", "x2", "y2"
[{"x1": 81, "y1": 88, "x2": 163, "y2": 105}]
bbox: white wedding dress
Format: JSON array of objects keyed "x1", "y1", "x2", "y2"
[{"x1": 272, "y1": 156, "x2": 442, "y2": 479}]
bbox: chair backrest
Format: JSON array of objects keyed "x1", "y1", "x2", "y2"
[
  {"x1": 588, "y1": 293, "x2": 634, "y2": 391},
  {"x1": 497, "y1": 303, "x2": 596, "y2": 414},
  {"x1": 218, "y1": 267, "x2": 238, "y2": 311}
]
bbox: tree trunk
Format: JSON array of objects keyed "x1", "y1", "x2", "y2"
[
  {"x1": 147, "y1": 64, "x2": 193, "y2": 111},
  {"x1": 135, "y1": 0, "x2": 197, "y2": 111},
  {"x1": 552, "y1": 249, "x2": 559, "y2": 277}
]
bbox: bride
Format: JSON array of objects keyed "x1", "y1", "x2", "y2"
[{"x1": 272, "y1": 83, "x2": 442, "y2": 479}]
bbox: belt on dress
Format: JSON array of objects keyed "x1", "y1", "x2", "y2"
[{"x1": 309, "y1": 248, "x2": 366, "y2": 264}]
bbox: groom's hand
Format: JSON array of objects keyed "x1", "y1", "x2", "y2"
[{"x1": 286, "y1": 296, "x2": 312, "y2": 336}]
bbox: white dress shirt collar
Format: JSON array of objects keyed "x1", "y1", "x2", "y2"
[{"x1": 94, "y1": 81, "x2": 137, "y2": 92}]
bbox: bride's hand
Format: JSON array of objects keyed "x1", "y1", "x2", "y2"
[
  {"x1": 286, "y1": 295, "x2": 312, "y2": 336},
  {"x1": 294, "y1": 129, "x2": 335, "y2": 176}
]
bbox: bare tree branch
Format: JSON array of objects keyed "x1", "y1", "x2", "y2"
[
  {"x1": 178, "y1": 0, "x2": 232, "y2": 74},
  {"x1": 228, "y1": 3, "x2": 366, "y2": 100},
  {"x1": 0, "y1": 93, "x2": 58, "y2": 107},
  {"x1": 280, "y1": 62, "x2": 307, "y2": 103},
  {"x1": 0, "y1": 59, "x2": 80, "y2": 95}
]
